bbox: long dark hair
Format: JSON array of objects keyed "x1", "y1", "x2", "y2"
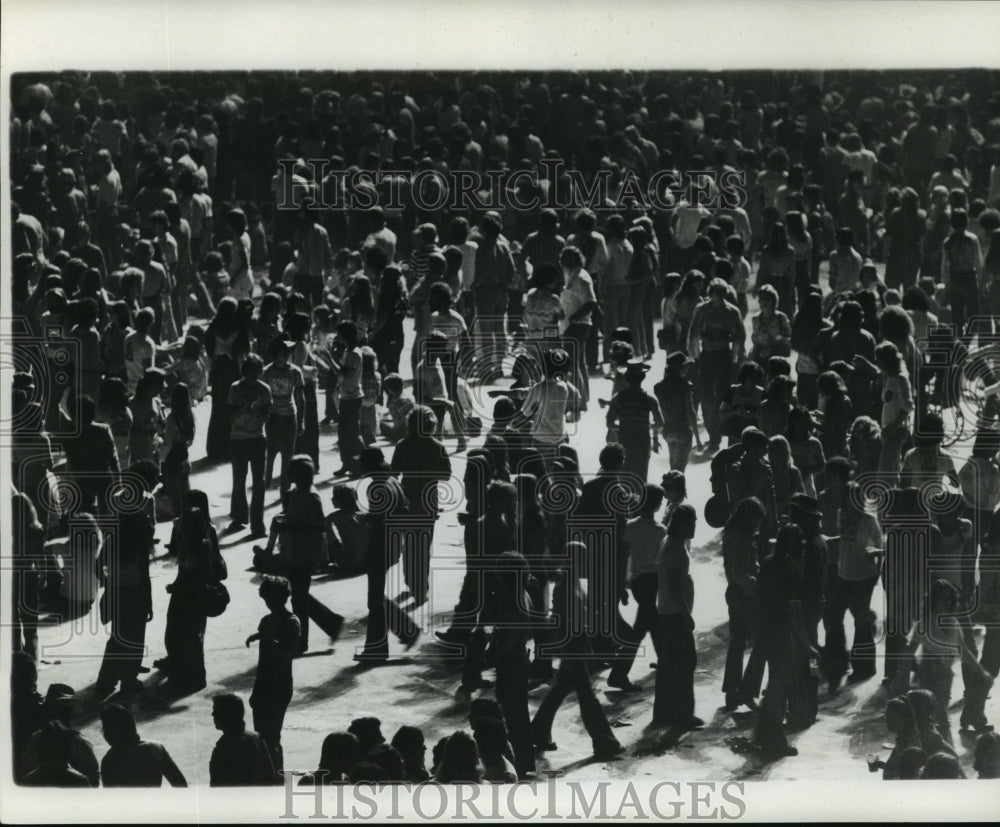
[
  {"x1": 791, "y1": 292, "x2": 823, "y2": 353},
  {"x1": 722, "y1": 496, "x2": 766, "y2": 539},
  {"x1": 169, "y1": 382, "x2": 195, "y2": 442}
]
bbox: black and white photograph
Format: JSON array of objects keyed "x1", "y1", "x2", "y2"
[{"x1": 2, "y1": 1, "x2": 999, "y2": 821}]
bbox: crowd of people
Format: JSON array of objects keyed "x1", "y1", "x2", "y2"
[{"x1": 9, "y1": 68, "x2": 1000, "y2": 785}]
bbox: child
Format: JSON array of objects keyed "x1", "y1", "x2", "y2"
[
  {"x1": 124, "y1": 307, "x2": 156, "y2": 395},
  {"x1": 245, "y1": 574, "x2": 301, "y2": 773},
  {"x1": 726, "y1": 235, "x2": 752, "y2": 318},
  {"x1": 325, "y1": 485, "x2": 369, "y2": 574},
  {"x1": 360, "y1": 342, "x2": 381, "y2": 446},
  {"x1": 166, "y1": 336, "x2": 208, "y2": 403},
  {"x1": 380, "y1": 373, "x2": 415, "y2": 443},
  {"x1": 654, "y1": 351, "x2": 702, "y2": 471}
]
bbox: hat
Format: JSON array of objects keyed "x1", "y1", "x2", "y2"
[
  {"x1": 790, "y1": 493, "x2": 821, "y2": 517},
  {"x1": 704, "y1": 495, "x2": 729, "y2": 528},
  {"x1": 273, "y1": 339, "x2": 296, "y2": 352},
  {"x1": 618, "y1": 358, "x2": 651, "y2": 377},
  {"x1": 44, "y1": 683, "x2": 76, "y2": 707},
  {"x1": 667, "y1": 351, "x2": 694, "y2": 367}
]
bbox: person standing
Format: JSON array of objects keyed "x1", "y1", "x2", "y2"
[
  {"x1": 826, "y1": 481, "x2": 884, "y2": 687},
  {"x1": 753, "y1": 525, "x2": 815, "y2": 757},
  {"x1": 605, "y1": 360, "x2": 663, "y2": 484},
  {"x1": 96, "y1": 487, "x2": 155, "y2": 698},
  {"x1": 355, "y1": 448, "x2": 420, "y2": 662},
  {"x1": 941, "y1": 208, "x2": 984, "y2": 340},
  {"x1": 246, "y1": 575, "x2": 302, "y2": 773},
  {"x1": 722, "y1": 497, "x2": 767, "y2": 710},
  {"x1": 558, "y1": 246, "x2": 598, "y2": 410},
  {"x1": 262, "y1": 339, "x2": 305, "y2": 495},
  {"x1": 608, "y1": 484, "x2": 667, "y2": 691},
  {"x1": 688, "y1": 278, "x2": 745, "y2": 453},
  {"x1": 472, "y1": 213, "x2": 515, "y2": 376},
  {"x1": 390, "y1": 407, "x2": 452, "y2": 606},
  {"x1": 227, "y1": 354, "x2": 271, "y2": 538},
  {"x1": 331, "y1": 320, "x2": 363, "y2": 477},
  {"x1": 652, "y1": 504, "x2": 702, "y2": 732},
  {"x1": 162, "y1": 503, "x2": 225, "y2": 695},
  {"x1": 876, "y1": 342, "x2": 914, "y2": 488},
  {"x1": 531, "y1": 551, "x2": 625, "y2": 762}
]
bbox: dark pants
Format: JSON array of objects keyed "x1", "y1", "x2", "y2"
[
  {"x1": 441, "y1": 361, "x2": 467, "y2": 438},
  {"x1": 563, "y1": 323, "x2": 591, "y2": 406},
  {"x1": 697, "y1": 349, "x2": 732, "y2": 447},
  {"x1": 230, "y1": 437, "x2": 266, "y2": 533},
  {"x1": 266, "y1": 413, "x2": 297, "y2": 492},
  {"x1": 337, "y1": 397, "x2": 363, "y2": 471},
  {"x1": 621, "y1": 431, "x2": 651, "y2": 484},
  {"x1": 946, "y1": 274, "x2": 980, "y2": 340},
  {"x1": 283, "y1": 565, "x2": 312, "y2": 654},
  {"x1": 295, "y1": 381, "x2": 320, "y2": 469},
  {"x1": 531, "y1": 657, "x2": 620, "y2": 754},
  {"x1": 723, "y1": 585, "x2": 757, "y2": 698},
  {"x1": 252, "y1": 685, "x2": 292, "y2": 772},
  {"x1": 401, "y1": 520, "x2": 435, "y2": 605},
  {"x1": 610, "y1": 573, "x2": 661, "y2": 682},
  {"x1": 603, "y1": 285, "x2": 631, "y2": 361},
  {"x1": 361, "y1": 555, "x2": 419, "y2": 658},
  {"x1": 164, "y1": 589, "x2": 207, "y2": 692},
  {"x1": 754, "y1": 627, "x2": 797, "y2": 752},
  {"x1": 494, "y1": 638, "x2": 536, "y2": 778},
  {"x1": 962, "y1": 626, "x2": 1000, "y2": 729},
  {"x1": 293, "y1": 272, "x2": 325, "y2": 309},
  {"x1": 97, "y1": 586, "x2": 148, "y2": 689},
  {"x1": 653, "y1": 614, "x2": 697, "y2": 726},
  {"x1": 825, "y1": 575, "x2": 879, "y2": 681}
]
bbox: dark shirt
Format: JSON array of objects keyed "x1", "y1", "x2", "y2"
[
  {"x1": 654, "y1": 372, "x2": 695, "y2": 436},
  {"x1": 101, "y1": 740, "x2": 186, "y2": 787},
  {"x1": 391, "y1": 435, "x2": 451, "y2": 515},
  {"x1": 757, "y1": 553, "x2": 802, "y2": 630},
  {"x1": 209, "y1": 729, "x2": 278, "y2": 786},
  {"x1": 64, "y1": 421, "x2": 119, "y2": 473}
]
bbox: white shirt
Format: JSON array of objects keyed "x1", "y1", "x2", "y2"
[
  {"x1": 559, "y1": 269, "x2": 597, "y2": 334},
  {"x1": 523, "y1": 378, "x2": 579, "y2": 445},
  {"x1": 625, "y1": 517, "x2": 668, "y2": 580}
]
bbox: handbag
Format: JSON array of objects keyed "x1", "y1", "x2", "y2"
[{"x1": 200, "y1": 581, "x2": 231, "y2": 618}]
